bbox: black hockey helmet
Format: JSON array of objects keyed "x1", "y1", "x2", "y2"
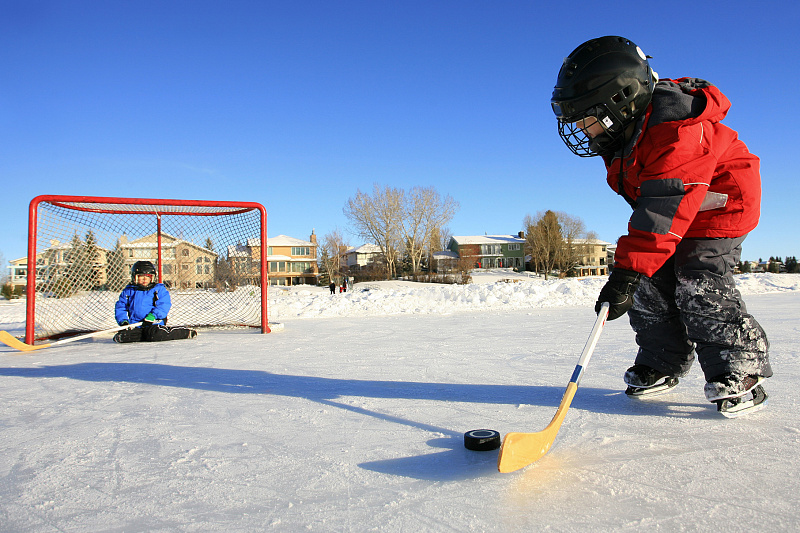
[
  {"x1": 131, "y1": 260, "x2": 157, "y2": 285},
  {"x1": 551, "y1": 36, "x2": 657, "y2": 157}
]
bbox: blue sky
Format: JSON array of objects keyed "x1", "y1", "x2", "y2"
[{"x1": 2, "y1": 0, "x2": 797, "y2": 265}]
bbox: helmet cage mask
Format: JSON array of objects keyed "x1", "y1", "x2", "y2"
[
  {"x1": 555, "y1": 104, "x2": 621, "y2": 157},
  {"x1": 551, "y1": 36, "x2": 655, "y2": 157},
  {"x1": 131, "y1": 260, "x2": 157, "y2": 287}
]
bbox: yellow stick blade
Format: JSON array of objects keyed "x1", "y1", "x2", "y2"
[
  {"x1": 497, "y1": 383, "x2": 578, "y2": 473},
  {"x1": 0, "y1": 331, "x2": 50, "y2": 352}
]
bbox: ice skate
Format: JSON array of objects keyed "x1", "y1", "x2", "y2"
[
  {"x1": 705, "y1": 374, "x2": 768, "y2": 418},
  {"x1": 624, "y1": 364, "x2": 679, "y2": 397}
]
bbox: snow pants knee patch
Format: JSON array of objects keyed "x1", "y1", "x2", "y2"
[
  {"x1": 629, "y1": 273, "x2": 695, "y2": 378},
  {"x1": 143, "y1": 323, "x2": 194, "y2": 342}
]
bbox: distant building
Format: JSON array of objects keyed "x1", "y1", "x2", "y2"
[
  {"x1": 343, "y1": 244, "x2": 383, "y2": 269},
  {"x1": 121, "y1": 233, "x2": 218, "y2": 289},
  {"x1": 569, "y1": 238, "x2": 612, "y2": 277},
  {"x1": 606, "y1": 244, "x2": 616, "y2": 270},
  {"x1": 265, "y1": 233, "x2": 319, "y2": 286},
  {"x1": 431, "y1": 250, "x2": 459, "y2": 273},
  {"x1": 8, "y1": 257, "x2": 28, "y2": 290},
  {"x1": 448, "y1": 234, "x2": 526, "y2": 270},
  {"x1": 10, "y1": 238, "x2": 112, "y2": 292}
]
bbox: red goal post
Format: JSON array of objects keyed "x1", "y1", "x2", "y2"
[{"x1": 25, "y1": 195, "x2": 270, "y2": 344}]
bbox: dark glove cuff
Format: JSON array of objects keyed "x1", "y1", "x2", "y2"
[{"x1": 609, "y1": 268, "x2": 641, "y2": 285}]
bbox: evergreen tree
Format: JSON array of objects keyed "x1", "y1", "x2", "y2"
[
  {"x1": 106, "y1": 239, "x2": 128, "y2": 291},
  {"x1": 56, "y1": 234, "x2": 89, "y2": 297},
  {"x1": 318, "y1": 249, "x2": 332, "y2": 286},
  {"x1": 84, "y1": 230, "x2": 101, "y2": 289}
]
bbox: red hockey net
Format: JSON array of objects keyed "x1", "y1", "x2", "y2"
[{"x1": 25, "y1": 195, "x2": 269, "y2": 343}]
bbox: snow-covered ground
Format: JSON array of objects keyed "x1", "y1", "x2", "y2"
[{"x1": 1, "y1": 271, "x2": 799, "y2": 532}]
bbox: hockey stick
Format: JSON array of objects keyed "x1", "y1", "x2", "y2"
[
  {"x1": 0, "y1": 322, "x2": 144, "y2": 353},
  {"x1": 497, "y1": 303, "x2": 609, "y2": 473}
]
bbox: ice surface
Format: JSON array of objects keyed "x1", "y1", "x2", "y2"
[{"x1": 1, "y1": 271, "x2": 798, "y2": 531}]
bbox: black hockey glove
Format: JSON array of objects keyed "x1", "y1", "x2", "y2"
[{"x1": 596, "y1": 268, "x2": 641, "y2": 321}]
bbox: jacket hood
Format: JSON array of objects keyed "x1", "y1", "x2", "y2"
[
  {"x1": 649, "y1": 77, "x2": 731, "y2": 128},
  {"x1": 613, "y1": 77, "x2": 732, "y2": 159}
]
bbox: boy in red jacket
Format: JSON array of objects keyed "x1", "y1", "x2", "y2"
[{"x1": 551, "y1": 36, "x2": 771, "y2": 416}]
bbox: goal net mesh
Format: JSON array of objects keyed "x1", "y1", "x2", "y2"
[{"x1": 28, "y1": 197, "x2": 267, "y2": 341}]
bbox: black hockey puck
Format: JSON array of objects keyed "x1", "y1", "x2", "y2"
[{"x1": 464, "y1": 429, "x2": 501, "y2": 451}]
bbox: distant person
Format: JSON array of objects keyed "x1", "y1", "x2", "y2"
[
  {"x1": 329, "y1": 281, "x2": 336, "y2": 295},
  {"x1": 550, "y1": 36, "x2": 771, "y2": 416},
  {"x1": 113, "y1": 261, "x2": 197, "y2": 343}
]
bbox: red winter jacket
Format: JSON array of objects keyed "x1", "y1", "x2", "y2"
[{"x1": 604, "y1": 78, "x2": 761, "y2": 277}]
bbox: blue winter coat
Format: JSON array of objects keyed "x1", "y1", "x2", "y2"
[{"x1": 114, "y1": 283, "x2": 172, "y2": 325}]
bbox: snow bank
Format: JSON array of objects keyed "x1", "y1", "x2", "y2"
[
  {"x1": 1, "y1": 272, "x2": 798, "y2": 330},
  {"x1": 267, "y1": 271, "x2": 799, "y2": 320}
]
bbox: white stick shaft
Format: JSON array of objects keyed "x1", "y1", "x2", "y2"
[
  {"x1": 51, "y1": 322, "x2": 144, "y2": 346},
  {"x1": 570, "y1": 303, "x2": 609, "y2": 387}
]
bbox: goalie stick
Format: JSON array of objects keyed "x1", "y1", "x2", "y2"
[
  {"x1": 0, "y1": 322, "x2": 143, "y2": 353},
  {"x1": 497, "y1": 303, "x2": 609, "y2": 473}
]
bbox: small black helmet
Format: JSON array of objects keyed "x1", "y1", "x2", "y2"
[
  {"x1": 551, "y1": 36, "x2": 656, "y2": 157},
  {"x1": 131, "y1": 260, "x2": 157, "y2": 285}
]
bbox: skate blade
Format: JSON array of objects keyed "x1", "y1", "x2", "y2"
[
  {"x1": 625, "y1": 377, "x2": 679, "y2": 398},
  {"x1": 719, "y1": 399, "x2": 768, "y2": 418},
  {"x1": 717, "y1": 386, "x2": 768, "y2": 418}
]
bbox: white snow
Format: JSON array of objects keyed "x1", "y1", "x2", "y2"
[{"x1": 1, "y1": 270, "x2": 799, "y2": 531}]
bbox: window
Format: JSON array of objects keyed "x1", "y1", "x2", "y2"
[
  {"x1": 480, "y1": 244, "x2": 502, "y2": 255},
  {"x1": 508, "y1": 243, "x2": 521, "y2": 251},
  {"x1": 291, "y1": 246, "x2": 310, "y2": 256},
  {"x1": 182, "y1": 250, "x2": 190, "y2": 257},
  {"x1": 291, "y1": 261, "x2": 311, "y2": 272},
  {"x1": 196, "y1": 265, "x2": 202, "y2": 274}
]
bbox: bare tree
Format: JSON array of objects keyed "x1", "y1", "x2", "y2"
[
  {"x1": 525, "y1": 211, "x2": 595, "y2": 278},
  {"x1": 435, "y1": 226, "x2": 453, "y2": 253},
  {"x1": 524, "y1": 210, "x2": 563, "y2": 280},
  {"x1": 401, "y1": 186, "x2": 459, "y2": 275},
  {"x1": 343, "y1": 184, "x2": 404, "y2": 279},
  {"x1": 558, "y1": 214, "x2": 588, "y2": 275},
  {"x1": 0, "y1": 249, "x2": 8, "y2": 286},
  {"x1": 318, "y1": 228, "x2": 348, "y2": 283}
]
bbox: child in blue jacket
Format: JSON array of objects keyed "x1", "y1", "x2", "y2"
[{"x1": 114, "y1": 261, "x2": 196, "y2": 343}]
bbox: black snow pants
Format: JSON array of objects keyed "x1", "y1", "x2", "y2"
[
  {"x1": 115, "y1": 322, "x2": 195, "y2": 343},
  {"x1": 628, "y1": 236, "x2": 772, "y2": 383}
]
